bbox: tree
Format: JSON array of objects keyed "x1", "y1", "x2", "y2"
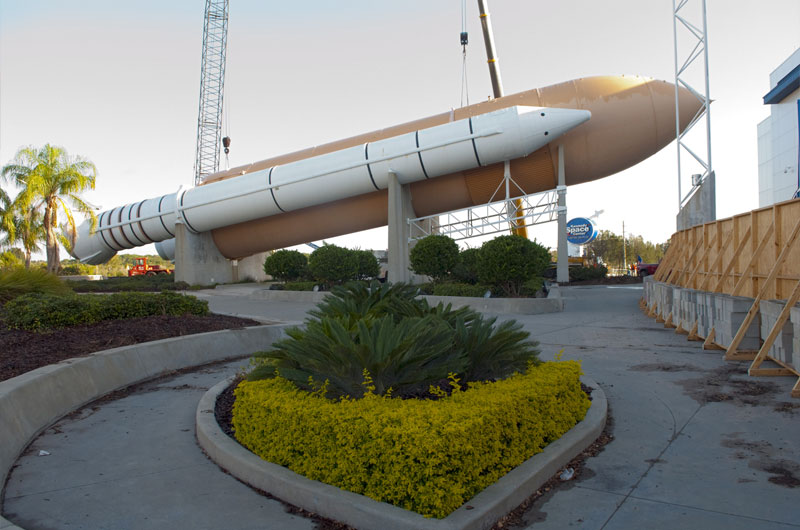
[
  {"x1": 409, "y1": 235, "x2": 459, "y2": 282},
  {"x1": 2, "y1": 145, "x2": 97, "y2": 274},
  {"x1": 478, "y1": 235, "x2": 550, "y2": 297},
  {"x1": 7, "y1": 207, "x2": 44, "y2": 269},
  {"x1": 263, "y1": 249, "x2": 308, "y2": 282}
]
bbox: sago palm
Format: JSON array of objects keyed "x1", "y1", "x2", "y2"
[{"x1": 1, "y1": 144, "x2": 97, "y2": 273}]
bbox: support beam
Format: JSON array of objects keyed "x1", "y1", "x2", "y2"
[
  {"x1": 174, "y1": 222, "x2": 268, "y2": 285},
  {"x1": 556, "y1": 144, "x2": 568, "y2": 284},
  {"x1": 387, "y1": 171, "x2": 413, "y2": 284}
]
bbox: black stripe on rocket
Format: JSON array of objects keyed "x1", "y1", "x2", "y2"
[
  {"x1": 125, "y1": 203, "x2": 147, "y2": 246},
  {"x1": 97, "y1": 210, "x2": 118, "y2": 251},
  {"x1": 269, "y1": 167, "x2": 286, "y2": 213},
  {"x1": 157, "y1": 195, "x2": 175, "y2": 237},
  {"x1": 415, "y1": 130, "x2": 430, "y2": 178},
  {"x1": 365, "y1": 144, "x2": 379, "y2": 190},
  {"x1": 179, "y1": 191, "x2": 201, "y2": 234},
  {"x1": 469, "y1": 117, "x2": 483, "y2": 167},
  {"x1": 115, "y1": 206, "x2": 136, "y2": 247}
]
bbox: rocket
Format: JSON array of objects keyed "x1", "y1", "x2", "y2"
[{"x1": 69, "y1": 75, "x2": 701, "y2": 264}]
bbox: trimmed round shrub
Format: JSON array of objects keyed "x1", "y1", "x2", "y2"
[
  {"x1": 409, "y1": 235, "x2": 459, "y2": 282},
  {"x1": 353, "y1": 249, "x2": 380, "y2": 280},
  {"x1": 308, "y1": 244, "x2": 356, "y2": 286},
  {"x1": 263, "y1": 249, "x2": 308, "y2": 282},
  {"x1": 478, "y1": 235, "x2": 550, "y2": 297},
  {"x1": 451, "y1": 247, "x2": 481, "y2": 284}
]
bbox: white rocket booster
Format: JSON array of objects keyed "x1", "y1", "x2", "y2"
[{"x1": 70, "y1": 105, "x2": 591, "y2": 264}]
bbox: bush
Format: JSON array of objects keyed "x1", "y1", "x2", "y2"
[
  {"x1": 353, "y1": 250, "x2": 380, "y2": 281},
  {"x1": 263, "y1": 250, "x2": 308, "y2": 282},
  {"x1": 308, "y1": 244, "x2": 356, "y2": 286},
  {"x1": 283, "y1": 281, "x2": 318, "y2": 291},
  {"x1": 569, "y1": 265, "x2": 608, "y2": 281},
  {"x1": 247, "y1": 281, "x2": 540, "y2": 399},
  {"x1": 0, "y1": 267, "x2": 72, "y2": 304},
  {"x1": 432, "y1": 283, "x2": 490, "y2": 298},
  {"x1": 69, "y1": 275, "x2": 189, "y2": 293},
  {"x1": 5, "y1": 291, "x2": 208, "y2": 331},
  {"x1": 233, "y1": 361, "x2": 590, "y2": 518},
  {"x1": 451, "y1": 247, "x2": 481, "y2": 284},
  {"x1": 409, "y1": 235, "x2": 459, "y2": 282},
  {"x1": 478, "y1": 236, "x2": 550, "y2": 297},
  {"x1": 0, "y1": 251, "x2": 23, "y2": 270},
  {"x1": 519, "y1": 277, "x2": 545, "y2": 297}
]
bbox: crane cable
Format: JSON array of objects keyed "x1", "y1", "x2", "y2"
[{"x1": 460, "y1": 0, "x2": 470, "y2": 108}]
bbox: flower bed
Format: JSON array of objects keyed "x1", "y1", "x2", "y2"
[{"x1": 232, "y1": 361, "x2": 589, "y2": 518}]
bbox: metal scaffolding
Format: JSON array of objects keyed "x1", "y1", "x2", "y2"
[
  {"x1": 673, "y1": 0, "x2": 713, "y2": 209},
  {"x1": 194, "y1": 0, "x2": 229, "y2": 186},
  {"x1": 409, "y1": 164, "x2": 560, "y2": 243}
]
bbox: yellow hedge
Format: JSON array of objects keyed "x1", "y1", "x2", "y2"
[{"x1": 232, "y1": 361, "x2": 590, "y2": 518}]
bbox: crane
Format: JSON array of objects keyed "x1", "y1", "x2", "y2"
[{"x1": 193, "y1": 0, "x2": 230, "y2": 186}]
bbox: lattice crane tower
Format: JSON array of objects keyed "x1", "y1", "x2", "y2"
[{"x1": 194, "y1": 0, "x2": 230, "y2": 186}]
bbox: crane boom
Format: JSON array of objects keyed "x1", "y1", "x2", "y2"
[{"x1": 194, "y1": 0, "x2": 230, "y2": 185}]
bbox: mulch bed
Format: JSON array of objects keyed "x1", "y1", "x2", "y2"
[{"x1": 0, "y1": 313, "x2": 261, "y2": 382}]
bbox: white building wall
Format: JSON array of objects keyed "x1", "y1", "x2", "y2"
[{"x1": 758, "y1": 49, "x2": 800, "y2": 208}]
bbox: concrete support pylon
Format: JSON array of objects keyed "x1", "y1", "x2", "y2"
[
  {"x1": 556, "y1": 144, "x2": 569, "y2": 284},
  {"x1": 174, "y1": 222, "x2": 269, "y2": 285},
  {"x1": 387, "y1": 171, "x2": 413, "y2": 284}
]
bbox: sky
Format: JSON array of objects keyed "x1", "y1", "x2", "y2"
[{"x1": 1, "y1": 0, "x2": 799, "y2": 259}]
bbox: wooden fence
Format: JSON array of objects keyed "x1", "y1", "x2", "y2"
[{"x1": 646, "y1": 197, "x2": 800, "y2": 398}]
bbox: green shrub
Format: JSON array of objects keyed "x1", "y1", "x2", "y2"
[
  {"x1": 308, "y1": 244, "x2": 356, "y2": 286},
  {"x1": 0, "y1": 251, "x2": 23, "y2": 270},
  {"x1": 247, "y1": 281, "x2": 539, "y2": 398},
  {"x1": 409, "y1": 235, "x2": 459, "y2": 282},
  {"x1": 569, "y1": 265, "x2": 608, "y2": 281},
  {"x1": 263, "y1": 250, "x2": 308, "y2": 282},
  {"x1": 451, "y1": 247, "x2": 481, "y2": 284},
  {"x1": 5, "y1": 291, "x2": 208, "y2": 331},
  {"x1": 283, "y1": 281, "x2": 318, "y2": 291},
  {"x1": 431, "y1": 282, "x2": 490, "y2": 298},
  {"x1": 519, "y1": 277, "x2": 545, "y2": 297},
  {"x1": 0, "y1": 267, "x2": 72, "y2": 304},
  {"x1": 69, "y1": 274, "x2": 189, "y2": 293},
  {"x1": 353, "y1": 250, "x2": 380, "y2": 280},
  {"x1": 234, "y1": 361, "x2": 590, "y2": 518},
  {"x1": 478, "y1": 236, "x2": 550, "y2": 297}
]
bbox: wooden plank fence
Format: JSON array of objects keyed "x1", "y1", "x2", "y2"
[{"x1": 646, "y1": 197, "x2": 800, "y2": 398}]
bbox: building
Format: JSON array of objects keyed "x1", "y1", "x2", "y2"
[{"x1": 758, "y1": 48, "x2": 800, "y2": 207}]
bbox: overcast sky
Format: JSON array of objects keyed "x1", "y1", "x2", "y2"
[{"x1": 1, "y1": 0, "x2": 799, "y2": 257}]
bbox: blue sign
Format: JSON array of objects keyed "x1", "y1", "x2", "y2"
[{"x1": 566, "y1": 217, "x2": 597, "y2": 245}]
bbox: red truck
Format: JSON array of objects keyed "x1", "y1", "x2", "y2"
[
  {"x1": 128, "y1": 257, "x2": 173, "y2": 277},
  {"x1": 635, "y1": 262, "x2": 659, "y2": 277}
]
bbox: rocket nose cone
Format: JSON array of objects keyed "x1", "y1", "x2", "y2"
[
  {"x1": 647, "y1": 80, "x2": 704, "y2": 141},
  {"x1": 518, "y1": 106, "x2": 592, "y2": 154}
]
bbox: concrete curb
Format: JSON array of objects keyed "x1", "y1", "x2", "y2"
[
  {"x1": 0, "y1": 324, "x2": 289, "y2": 530},
  {"x1": 197, "y1": 375, "x2": 606, "y2": 530}
]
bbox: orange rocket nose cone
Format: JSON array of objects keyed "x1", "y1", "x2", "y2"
[{"x1": 646, "y1": 79, "x2": 705, "y2": 142}]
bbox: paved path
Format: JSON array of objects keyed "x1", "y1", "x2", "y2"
[{"x1": 3, "y1": 285, "x2": 799, "y2": 529}]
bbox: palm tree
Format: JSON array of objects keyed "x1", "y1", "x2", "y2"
[{"x1": 1, "y1": 144, "x2": 97, "y2": 273}]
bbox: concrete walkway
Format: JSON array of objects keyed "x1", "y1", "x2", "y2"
[{"x1": 3, "y1": 285, "x2": 799, "y2": 529}]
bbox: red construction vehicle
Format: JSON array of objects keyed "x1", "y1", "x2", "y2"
[{"x1": 128, "y1": 257, "x2": 173, "y2": 277}]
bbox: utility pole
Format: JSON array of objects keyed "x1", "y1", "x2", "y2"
[{"x1": 622, "y1": 221, "x2": 627, "y2": 274}]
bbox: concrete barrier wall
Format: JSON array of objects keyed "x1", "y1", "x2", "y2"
[
  {"x1": 759, "y1": 300, "x2": 795, "y2": 365},
  {"x1": 244, "y1": 287, "x2": 566, "y2": 315},
  {"x1": 0, "y1": 324, "x2": 288, "y2": 530}
]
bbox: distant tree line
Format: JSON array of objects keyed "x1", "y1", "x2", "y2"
[{"x1": 584, "y1": 230, "x2": 668, "y2": 270}]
